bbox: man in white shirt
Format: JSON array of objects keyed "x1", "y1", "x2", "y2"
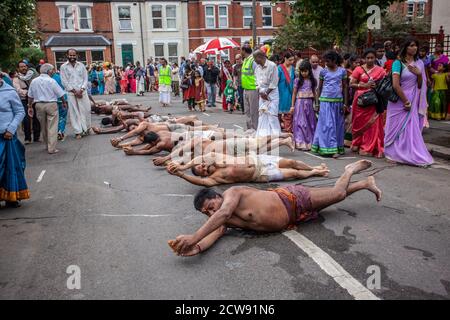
[
  {"x1": 253, "y1": 50, "x2": 281, "y2": 137},
  {"x1": 27, "y1": 64, "x2": 67, "y2": 154},
  {"x1": 60, "y1": 49, "x2": 91, "y2": 139}
]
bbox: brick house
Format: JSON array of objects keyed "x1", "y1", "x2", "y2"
[
  {"x1": 388, "y1": 0, "x2": 433, "y2": 23},
  {"x1": 36, "y1": 0, "x2": 114, "y2": 68},
  {"x1": 187, "y1": 0, "x2": 292, "y2": 62}
]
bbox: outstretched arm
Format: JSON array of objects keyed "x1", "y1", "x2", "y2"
[
  {"x1": 173, "y1": 188, "x2": 241, "y2": 254},
  {"x1": 173, "y1": 172, "x2": 219, "y2": 187},
  {"x1": 170, "y1": 226, "x2": 227, "y2": 256}
]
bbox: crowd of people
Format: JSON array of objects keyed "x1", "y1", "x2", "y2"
[{"x1": 0, "y1": 38, "x2": 448, "y2": 255}]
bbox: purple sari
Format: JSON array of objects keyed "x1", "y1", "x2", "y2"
[{"x1": 384, "y1": 59, "x2": 433, "y2": 166}]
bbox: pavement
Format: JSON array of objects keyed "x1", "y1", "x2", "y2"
[
  {"x1": 0, "y1": 93, "x2": 449, "y2": 300},
  {"x1": 424, "y1": 120, "x2": 450, "y2": 160}
]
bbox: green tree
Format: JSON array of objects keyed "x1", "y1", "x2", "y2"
[
  {"x1": 275, "y1": 0, "x2": 401, "y2": 52},
  {"x1": 0, "y1": 0, "x2": 38, "y2": 69}
]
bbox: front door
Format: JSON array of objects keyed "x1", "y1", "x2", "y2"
[{"x1": 121, "y1": 44, "x2": 134, "y2": 65}]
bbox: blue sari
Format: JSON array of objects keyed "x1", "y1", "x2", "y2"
[{"x1": 0, "y1": 135, "x2": 29, "y2": 201}]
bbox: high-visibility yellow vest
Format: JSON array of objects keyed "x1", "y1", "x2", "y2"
[
  {"x1": 241, "y1": 56, "x2": 256, "y2": 90},
  {"x1": 159, "y1": 66, "x2": 172, "y2": 85}
]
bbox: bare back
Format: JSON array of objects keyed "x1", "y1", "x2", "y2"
[{"x1": 223, "y1": 187, "x2": 289, "y2": 232}]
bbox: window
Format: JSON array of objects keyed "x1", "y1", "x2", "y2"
[
  {"x1": 168, "y1": 43, "x2": 178, "y2": 64},
  {"x1": 243, "y1": 6, "x2": 252, "y2": 28},
  {"x1": 417, "y1": 2, "x2": 425, "y2": 18},
  {"x1": 218, "y1": 5, "x2": 228, "y2": 28},
  {"x1": 154, "y1": 43, "x2": 164, "y2": 60},
  {"x1": 54, "y1": 51, "x2": 86, "y2": 69},
  {"x1": 118, "y1": 6, "x2": 132, "y2": 30},
  {"x1": 406, "y1": 3, "x2": 414, "y2": 17},
  {"x1": 58, "y1": 5, "x2": 92, "y2": 31},
  {"x1": 166, "y1": 5, "x2": 177, "y2": 29},
  {"x1": 78, "y1": 6, "x2": 92, "y2": 30},
  {"x1": 152, "y1": 5, "x2": 163, "y2": 29},
  {"x1": 262, "y1": 6, "x2": 272, "y2": 27},
  {"x1": 91, "y1": 50, "x2": 104, "y2": 65},
  {"x1": 59, "y1": 5, "x2": 74, "y2": 31},
  {"x1": 205, "y1": 6, "x2": 215, "y2": 29}
]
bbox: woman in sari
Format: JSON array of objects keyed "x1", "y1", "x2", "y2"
[
  {"x1": 97, "y1": 66, "x2": 105, "y2": 95},
  {"x1": 0, "y1": 79, "x2": 29, "y2": 208},
  {"x1": 278, "y1": 51, "x2": 295, "y2": 132},
  {"x1": 350, "y1": 48, "x2": 386, "y2": 158},
  {"x1": 430, "y1": 43, "x2": 449, "y2": 75},
  {"x1": 384, "y1": 38, "x2": 433, "y2": 167},
  {"x1": 103, "y1": 63, "x2": 116, "y2": 95}
]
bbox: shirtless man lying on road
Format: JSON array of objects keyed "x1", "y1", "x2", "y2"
[
  {"x1": 110, "y1": 121, "x2": 221, "y2": 149},
  {"x1": 152, "y1": 135, "x2": 295, "y2": 166},
  {"x1": 92, "y1": 103, "x2": 151, "y2": 115},
  {"x1": 166, "y1": 152, "x2": 329, "y2": 186},
  {"x1": 168, "y1": 160, "x2": 382, "y2": 256}
]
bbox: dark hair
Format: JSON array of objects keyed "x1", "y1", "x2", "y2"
[
  {"x1": 343, "y1": 53, "x2": 351, "y2": 61},
  {"x1": 143, "y1": 131, "x2": 159, "y2": 144},
  {"x1": 399, "y1": 38, "x2": 420, "y2": 62},
  {"x1": 241, "y1": 46, "x2": 253, "y2": 54},
  {"x1": 420, "y1": 45, "x2": 429, "y2": 53},
  {"x1": 345, "y1": 54, "x2": 359, "y2": 69},
  {"x1": 362, "y1": 48, "x2": 377, "y2": 58},
  {"x1": 17, "y1": 60, "x2": 27, "y2": 68},
  {"x1": 193, "y1": 188, "x2": 221, "y2": 211},
  {"x1": 191, "y1": 166, "x2": 200, "y2": 176},
  {"x1": 297, "y1": 60, "x2": 317, "y2": 93},
  {"x1": 385, "y1": 50, "x2": 397, "y2": 60},
  {"x1": 66, "y1": 48, "x2": 77, "y2": 55},
  {"x1": 283, "y1": 51, "x2": 293, "y2": 62},
  {"x1": 373, "y1": 43, "x2": 384, "y2": 50},
  {"x1": 323, "y1": 50, "x2": 343, "y2": 65},
  {"x1": 101, "y1": 117, "x2": 112, "y2": 126}
]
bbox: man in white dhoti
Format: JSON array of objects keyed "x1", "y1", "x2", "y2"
[
  {"x1": 60, "y1": 49, "x2": 91, "y2": 139},
  {"x1": 253, "y1": 50, "x2": 281, "y2": 137},
  {"x1": 158, "y1": 58, "x2": 172, "y2": 107}
]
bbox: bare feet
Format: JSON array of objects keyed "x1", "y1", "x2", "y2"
[
  {"x1": 366, "y1": 176, "x2": 382, "y2": 201},
  {"x1": 284, "y1": 137, "x2": 295, "y2": 152},
  {"x1": 76, "y1": 134, "x2": 82, "y2": 140},
  {"x1": 345, "y1": 160, "x2": 372, "y2": 174},
  {"x1": 313, "y1": 163, "x2": 328, "y2": 170},
  {"x1": 312, "y1": 168, "x2": 330, "y2": 177},
  {"x1": 48, "y1": 149, "x2": 59, "y2": 154}
]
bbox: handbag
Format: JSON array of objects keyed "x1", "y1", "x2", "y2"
[
  {"x1": 376, "y1": 61, "x2": 403, "y2": 103},
  {"x1": 357, "y1": 89, "x2": 378, "y2": 107},
  {"x1": 357, "y1": 67, "x2": 379, "y2": 107}
]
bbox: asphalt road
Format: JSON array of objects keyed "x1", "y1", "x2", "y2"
[{"x1": 0, "y1": 93, "x2": 449, "y2": 300}]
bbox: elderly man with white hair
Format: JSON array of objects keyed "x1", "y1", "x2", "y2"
[{"x1": 27, "y1": 63, "x2": 67, "y2": 154}]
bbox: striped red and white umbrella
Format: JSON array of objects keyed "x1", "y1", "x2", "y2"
[{"x1": 194, "y1": 37, "x2": 240, "y2": 53}]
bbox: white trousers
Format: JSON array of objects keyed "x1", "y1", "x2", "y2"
[{"x1": 68, "y1": 92, "x2": 91, "y2": 134}]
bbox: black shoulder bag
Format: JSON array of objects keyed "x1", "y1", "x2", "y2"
[{"x1": 357, "y1": 67, "x2": 378, "y2": 108}]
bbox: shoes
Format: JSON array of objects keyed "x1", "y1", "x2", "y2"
[{"x1": 5, "y1": 201, "x2": 21, "y2": 208}]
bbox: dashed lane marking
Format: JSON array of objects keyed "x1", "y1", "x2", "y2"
[
  {"x1": 283, "y1": 230, "x2": 380, "y2": 300},
  {"x1": 37, "y1": 170, "x2": 46, "y2": 183},
  {"x1": 305, "y1": 152, "x2": 327, "y2": 160}
]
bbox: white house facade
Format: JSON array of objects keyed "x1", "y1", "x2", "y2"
[{"x1": 111, "y1": 0, "x2": 189, "y2": 66}]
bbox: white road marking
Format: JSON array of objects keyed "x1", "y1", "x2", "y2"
[
  {"x1": 95, "y1": 214, "x2": 172, "y2": 218},
  {"x1": 339, "y1": 157, "x2": 358, "y2": 160},
  {"x1": 233, "y1": 124, "x2": 244, "y2": 130},
  {"x1": 36, "y1": 170, "x2": 46, "y2": 183},
  {"x1": 305, "y1": 152, "x2": 327, "y2": 160},
  {"x1": 283, "y1": 230, "x2": 380, "y2": 300},
  {"x1": 161, "y1": 194, "x2": 194, "y2": 197},
  {"x1": 202, "y1": 112, "x2": 211, "y2": 117}
]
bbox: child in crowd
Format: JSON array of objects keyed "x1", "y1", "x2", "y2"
[
  {"x1": 312, "y1": 51, "x2": 348, "y2": 158},
  {"x1": 224, "y1": 79, "x2": 236, "y2": 114},
  {"x1": 194, "y1": 70, "x2": 206, "y2": 112},
  {"x1": 290, "y1": 60, "x2": 317, "y2": 151},
  {"x1": 429, "y1": 63, "x2": 449, "y2": 120}
]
